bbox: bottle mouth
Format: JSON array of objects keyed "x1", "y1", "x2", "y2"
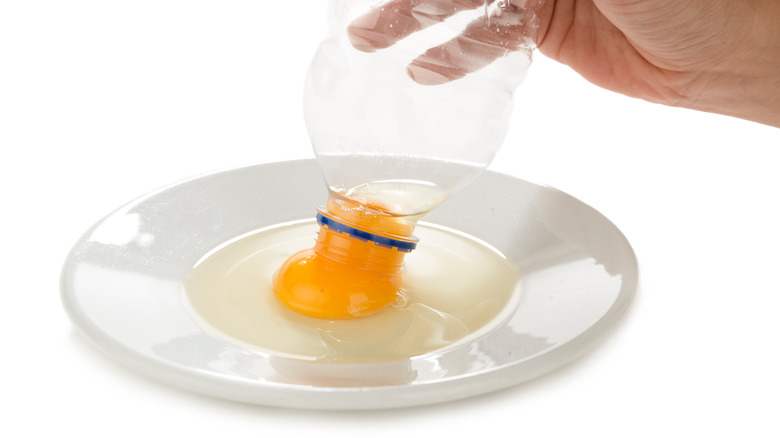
[{"x1": 316, "y1": 210, "x2": 418, "y2": 253}]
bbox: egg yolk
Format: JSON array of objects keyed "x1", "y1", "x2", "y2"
[{"x1": 273, "y1": 199, "x2": 415, "y2": 319}]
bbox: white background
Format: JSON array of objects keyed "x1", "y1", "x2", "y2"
[{"x1": 2, "y1": 1, "x2": 779, "y2": 436}]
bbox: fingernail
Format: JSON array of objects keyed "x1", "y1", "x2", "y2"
[
  {"x1": 407, "y1": 62, "x2": 454, "y2": 86},
  {"x1": 347, "y1": 25, "x2": 380, "y2": 53}
]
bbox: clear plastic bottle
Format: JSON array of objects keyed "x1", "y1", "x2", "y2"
[{"x1": 275, "y1": 0, "x2": 540, "y2": 319}]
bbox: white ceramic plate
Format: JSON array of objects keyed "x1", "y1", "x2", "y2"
[{"x1": 61, "y1": 159, "x2": 637, "y2": 409}]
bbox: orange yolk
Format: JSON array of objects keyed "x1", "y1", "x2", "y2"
[{"x1": 273, "y1": 200, "x2": 415, "y2": 319}]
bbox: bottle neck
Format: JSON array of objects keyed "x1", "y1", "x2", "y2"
[
  {"x1": 323, "y1": 193, "x2": 421, "y2": 240},
  {"x1": 314, "y1": 224, "x2": 406, "y2": 275}
]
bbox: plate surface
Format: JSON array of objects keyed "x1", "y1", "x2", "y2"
[{"x1": 61, "y1": 159, "x2": 637, "y2": 409}]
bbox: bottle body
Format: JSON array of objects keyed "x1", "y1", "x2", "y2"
[{"x1": 305, "y1": 0, "x2": 535, "y2": 217}]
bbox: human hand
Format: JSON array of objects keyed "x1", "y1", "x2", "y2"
[{"x1": 348, "y1": 0, "x2": 780, "y2": 128}]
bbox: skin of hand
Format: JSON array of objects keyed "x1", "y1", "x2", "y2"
[{"x1": 348, "y1": 0, "x2": 780, "y2": 128}]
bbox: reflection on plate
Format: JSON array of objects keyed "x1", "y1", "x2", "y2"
[{"x1": 61, "y1": 160, "x2": 637, "y2": 409}]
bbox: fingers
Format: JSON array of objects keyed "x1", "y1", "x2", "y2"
[
  {"x1": 348, "y1": 0, "x2": 485, "y2": 52},
  {"x1": 407, "y1": 6, "x2": 534, "y2": 85},
  {"x1": 348, "y1": 0, "x2": 541, "y2": 85}
]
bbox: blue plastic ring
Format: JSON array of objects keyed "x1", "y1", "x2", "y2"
[{"x1": 316, "y1": 212, "x2": 417, "y2": 252}]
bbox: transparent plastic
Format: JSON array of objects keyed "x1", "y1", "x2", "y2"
[{"x1": 305, "y1": 0, "x2": 541, "y2": 218}]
